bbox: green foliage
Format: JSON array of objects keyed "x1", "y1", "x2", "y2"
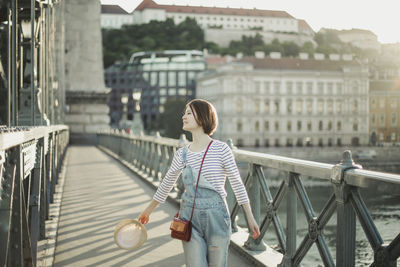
[
  {"x1": 102, "y1": 18, "x2": 380, "y2": 67},
  {"x1": 102, "y1": 18, "x2": 205, "y2": 68},
  {"x1": 156, "y1": 98, "x2": 187, "y2": 139},
  {"x1": 300, "y1": 41, "x2": 315, "y2": 55}
]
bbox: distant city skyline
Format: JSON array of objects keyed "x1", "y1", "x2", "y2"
[{"x1": 101, "y1": 0, "x2": 400, "y2": 44}]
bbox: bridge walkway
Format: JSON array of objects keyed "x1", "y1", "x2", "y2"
[{"x1": 52, "y1": 146, "x2": 256, "y2": 267}]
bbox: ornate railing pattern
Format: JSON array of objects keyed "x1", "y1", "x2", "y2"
[
  {"x1": 97, "y1": 131, "x2": 400, "y2": 267},
  {"x1": 0, "y1": 126, "x2": 69, "y2": 266}
]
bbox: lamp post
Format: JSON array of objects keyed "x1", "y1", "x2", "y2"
[{"x1": 131, "y1": 90, "x2": 144, "y2": 134}]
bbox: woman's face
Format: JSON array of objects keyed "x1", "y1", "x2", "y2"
[{"x1": 182, "y1": 106, "x2": 200, "y2": 132}]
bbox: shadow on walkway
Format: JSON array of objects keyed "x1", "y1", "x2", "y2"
[{"x1": 53, "y1": 146, "x2": 252, "y2": 267}]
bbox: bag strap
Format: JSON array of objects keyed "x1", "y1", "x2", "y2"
[{"x1": 189, "y1": 140, "x2": 213, "y2": 222}]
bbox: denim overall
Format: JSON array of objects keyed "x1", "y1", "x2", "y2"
[{"x1": 178, "y1": 146, "x2": 232, "y2": 267}]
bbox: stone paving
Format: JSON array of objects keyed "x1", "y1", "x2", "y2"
[{"x1": 52, "y1": 146, "x2": 256, "y2": 267}]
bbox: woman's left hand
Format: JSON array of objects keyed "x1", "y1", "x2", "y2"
[{"x1": 248, "y1": 216, "x2": 260, "y2": 239}]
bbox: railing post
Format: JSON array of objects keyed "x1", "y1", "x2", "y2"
[
  {"x1": 331, "y1": 150, "x2": 361, "y2": 267},
  {"x1": 244, "y1": 164, "x2": 266, "y2": 251},
  {"x1": 175, "y1": 134, "x2": 187, "y2": 198},
  {"x1": 281, "y1": 172, "x2": 297, "y2": 267},
  {"x1": 225, "y1": 139, "x2": 238, "y2": 232}
]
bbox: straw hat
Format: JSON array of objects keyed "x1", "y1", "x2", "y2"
[{"x1": 114, "y1": 219, "x2": 147, "y2": 250}]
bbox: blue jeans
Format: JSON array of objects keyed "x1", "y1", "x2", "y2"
[{"x1": 178, "y1": 147, "x2": 232, "y2": 267}]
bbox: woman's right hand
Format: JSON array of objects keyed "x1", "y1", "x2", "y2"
[
  {"x1": 138, "y1": 199, "x2": 160, "y2": 224},
  {"x1": 138, "y1": 210, "x2": 150, "y2": 224}
]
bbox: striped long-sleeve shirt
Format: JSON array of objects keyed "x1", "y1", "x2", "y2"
[{"x1": 153, "y1": 140, "x2": 249, "y2": 205}]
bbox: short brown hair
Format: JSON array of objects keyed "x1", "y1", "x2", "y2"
[{"x1": 186, "y1": 99, "x2": 218, "y2": 135}]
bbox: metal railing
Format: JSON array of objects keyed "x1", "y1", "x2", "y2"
[
  {"x1": 0, "y1": 125, "x2": 69, "y2": 266},
  {"x1": 97, "y1": 131, "x2": 400, "y2": 267},
  {"x1": 0, "y1": 0, "x2": 64, "y2": 127}
]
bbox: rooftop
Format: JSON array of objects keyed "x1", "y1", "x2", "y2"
[
  {"x1": 236, "y1": 56, "x2": 363, "y2": 72},
  {"x1": 101, "y1": 5, "x2": 129, "y2": 14},
  {"x1": 135, "y1": 0, "x2": 294, "y2": 18}
]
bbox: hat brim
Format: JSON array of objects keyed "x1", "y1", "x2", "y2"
[{"x1": 114, "y1": 219, "x2": 147, "y2": 250}]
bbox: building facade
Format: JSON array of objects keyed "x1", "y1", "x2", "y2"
[
  {"x1": 369, "y1": 80, "x2": 400, "y2": 145},
  {"x1": 105, "y1": 50, "x2": 206, "y2": 130},
  {"x1": 101, "y1": 5, "x2": 134, "y2": 29},
  {"x1": 321, "y1": 28, "x2": 381, "y2": 52},
  {"x1": 196, "y1": 53, "x2": 370, "y2": 147},
  {"x1": 129, "y1": 0, "x2": 314, "y2": 46}
]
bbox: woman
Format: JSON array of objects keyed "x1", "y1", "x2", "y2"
[{"x1": 138, "y1": 99, "x2": 260, "y2": 267}]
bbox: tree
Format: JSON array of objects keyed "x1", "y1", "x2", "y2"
[
  {"x1": 300, "y1": 41, "x2": 315, "y2": 55},
  {"x1": 282, "y1": 41, "x2": 300, "y2": 57},
  {"x1": 157, "y1": 98, "x2": 188, "y2": 139}
]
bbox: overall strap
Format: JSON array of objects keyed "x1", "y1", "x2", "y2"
[
  {"x1": 189, "y1": 140, "x2": 213, "y2": 222},
  {"x1": 182, "y1": 145, "x2": 188, "y2": 164}
]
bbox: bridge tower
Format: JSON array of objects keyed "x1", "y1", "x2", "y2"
[{"x1": 63, "y1": 0, "x2": 109, "y2": 143}]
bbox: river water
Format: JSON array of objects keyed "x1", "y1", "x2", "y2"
[{"x1": 234, "y1": 175, "x2": 400, "y2": 266}]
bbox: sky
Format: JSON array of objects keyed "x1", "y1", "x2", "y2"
[{"x1": 101, "y1": 0, "x2": 400, "y2": 44}]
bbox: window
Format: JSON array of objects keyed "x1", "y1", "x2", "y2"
[
  {"x1": 336, "y1": 100, "x2": 342, "y2": 114},
  {"x1": 307, "y1": 82, "x2": 313, "y2": 95},
  {"x1": 327, "y1": 100, "x2": 333, "y2": 114},
  {"x1": 328, "y1": 121, "x2": 332, "y2": 131},
  {"x1": 379, "y1": 98, "x2": 385, "y2": 108},
  {"x1": 296, "y1": 99, "x2": 302, "y2": 114},
  {"x1": 254, "y1": 99, "x2": 260, "y2": 113},
  {"x1": 264, "y1": 139, "x2": 270, "y2": 147},
  {"x1": 178, "y1": 88, "x2": 186, "y2": 96},
  {"x1": 380, "y1": 113, "x2": 385, "y2": 126},
  {"x1": 254, "y1": 81, "x2": 261, "y2": 93},
  {"x1": 392, "y1": 132, "x2": 396, "y2": 141},
  {"x1": 255, "y1": 121, "x2": 260, "y2": 132},
  {"x1": 337, "y1": 121, "x2": 342, "y2": 131},
  {"x1": 159, "y1": 72, "x2": 167, "y2": 86},
  {"x1": 391, "y1": 99, "x2": 397, "y2": 109},
  {"x1": 318, "y1": 99, "x2": 324, "y2": 113},
  {"x1": 327, "y1": 82, "x2": 333, "y2": 95},
  {"x1": 287, "y1": 121, "x2": 292, "y2": 132},
  {"x1": 237, "y1": 80, "x2": 243, "y2": 92},
  {"x1": 287, "y1": 100, "x2": 293, "y2": 114},
  {"x1": 307, "y1": 121, "x2": 312, "y2": 131},
  {"x1": 168, "y1": 72, "x2": 176, "y2": 86},
  {"x1": 319, "y1": 121, "x2": 323, "y2": 131},
  {"x1": 274, "y1": 81, "x2": 281, "y2": 94},
  {"x1": 371, "y1": 113, "x2": 376, "y2": 126},
  {"x1": 178, "y1": 71, "x2": 186, "y2": 86},
  {"x1": 352, "y1": 100, "x2": 358, "y2": 113},
  {"x1": 391, "y1": 113, "x2": 397, "y2": 126},
  {"x1": 237, "y1": 121, "x2": 243, "y2": 132},
  {"x1": 264, "y1": 121, "x2": 269, "y2": 131},
  {"x1": 264, "y1": 100, "x2": 270, "y2": 113},
  {"x1": 317, "y1": 82, "x2": 324, "y2": 94},
  {"x1": 371, "y1": 98, "x2": 376, "y2": 109},
  {"x1": 286, "y1": 81, "x2": 293, "y2": 94},
  {"x1": 275, "y1": 121, "x2": 279, "y2": 131},
  {"x1": 150, "y1": 72, "x2": 158, "y2": 86},
  {"x1": 296, "y1": 82, "x2": 303, "y2": 94},
  {"x1": 352, "y1": 81, "x2": 359, "y2": 94},
  {"x1": 353, "y1": 120, "x2": 358, "y2": 131},
  {"x1": 297, "y1": 121, "x2": 302, "y2": 131},
  {"x1": 337, "y1": 83, "x2": 343, "y2": 94},
  {"x1": 236, "y1": 98, "x2": 244, "y2": 113},
  {"x1": 264, "y1": 82, "x2": 270, "y2": 94},
  {"x1": 286, "y1": 138, "x2": 293, "y2": 147},
  {"x1": 274, "y1": 100, "x2": 280, "y2": 113},
  {"x1": 306, "y1": 99, "x2": 312, "y2": 113}
]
